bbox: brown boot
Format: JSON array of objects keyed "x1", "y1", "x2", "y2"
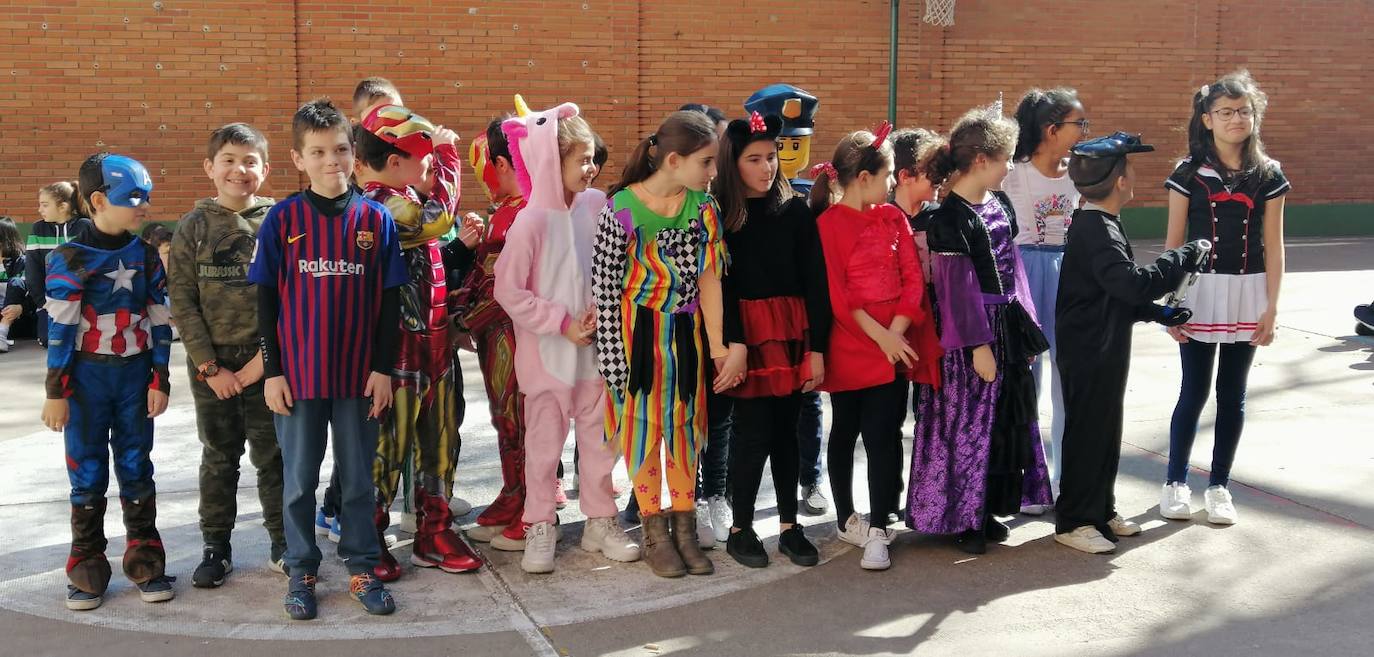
[
  {"x1": 640, "y1": 512, "x2": 686, "y2": 578},
  {"x1": 671, "y1": 510, "x2": 715, "y2": 575}
]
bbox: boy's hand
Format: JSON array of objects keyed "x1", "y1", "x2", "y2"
[
  {"x1": 264, "y1": 375, "x2": 294, "y2": 416},
  {"x1": 432, "y1": 127, "x2": 460, "y2": 148},
  {"x1": 972, "y1": 344, "x2": 997, "y2": 383},
  {"x1": 459, "y1": 212, "x2": 484, "y2": 249},
  {"x1": 235, "y1": 351, "x2": 266, "y2": 387},
  {"x1": 1, "y1": 304, "x2": 21, "y2": 323},
  {"x1": 147, "y1": 389, "x2": 169, "y2": 418},
  {"x1": 1166, "y1": 325, "x2": 1189, "y2": 344},
  {"x1": 365, "y1": 372, "x2": 393, "y2": 419},
  {"x1": 41, "y1": 398, "x2": 69, "y2": 432},
  {"x1": 206, "y1": 369, "x2": 243, "y2": 400}
]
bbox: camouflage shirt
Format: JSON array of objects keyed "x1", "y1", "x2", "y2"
[{"x1": 168, "y1": 196, "x2": 275, "y2": 367}]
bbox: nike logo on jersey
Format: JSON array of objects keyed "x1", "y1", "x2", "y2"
[
  {"x1": 298, "y1": 258, "x2": 365, "y2": 277},
  {"x1": 287, "y1": 233, "x2": 307, "y2": 244}
]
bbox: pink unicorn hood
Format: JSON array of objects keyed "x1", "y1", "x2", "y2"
[{"x1": 501, "y1": 101, "x2": 579, "y2": 211}]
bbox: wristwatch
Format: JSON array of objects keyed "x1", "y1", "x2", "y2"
[{"x1": 196, "y1": 360, "x2": 221, "y2": 382}]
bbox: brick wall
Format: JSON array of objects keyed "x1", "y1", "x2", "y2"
[{"x1": 1, "y1": 0, "x2": 1369, "y2": 226}]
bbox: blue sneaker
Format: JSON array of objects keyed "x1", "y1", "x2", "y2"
[
  {"x1": 328, "y1": 517, "x2": 342, "y2": 543},
  {"x1": 349, "y1": 573, "x2": 395, "y2": 616},
  {"x1": 314, "y1": 509, "x2": 333, "y2": 537},
  {"x1": 137, "y1": 575, "x2": 176, "y2": 603},
  {"x1": 65, "y1": 585, "x2": 102, "y2": 611},
  {"x1": 283, "y1": 573, "x2": 318, "y2": 621}
]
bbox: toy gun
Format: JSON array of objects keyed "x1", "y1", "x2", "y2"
[{"x1": 1159, "y1": 239, "x2": 1211, "y2": 324}]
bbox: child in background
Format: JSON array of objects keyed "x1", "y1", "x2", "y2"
[
  {"x1": 140, "y1": 224, "x2": 177, "y2": 341},
  {"x1": 41, "y1": 153, "x2": 174, "y2": 610},
  {"x1": 593, "y1": 110, "x2": 725, "y2": 578},
  {"x1": 811, "y1": 124, "x2": 941, "y2": 571},
  {"x1": 1160, "y1": 71, "x2": 1290, "y2": 526},
  {"x1": 168, "y1": 123, "x2": 285, "y2": 588},
  {"x1": 1004, "y1": 88, "x2": 1088, "y2": 507},
  {"x1": 890, "y1": 128, "x2": 946, "y2": 278},
  {"x1": 0, "y1": 216, "x2": 36, "y2": 351},
  {"x1": 26, "y1": 181, "x2": 91, "y2": 347},
  {"x1": 907, "y1": 106, "x2": 1054, "y2": 555}
]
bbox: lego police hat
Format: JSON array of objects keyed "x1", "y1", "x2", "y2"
[
  {"x1": 363, "y1": 104, "x2": 437, "y2": 159},
  {"x1": 100, "y1": 155, "x2": 153, "y2": 208},
  {"x1": 744, "y1": 84, "x2": 819, "y2": 137},
  {"x1": 1071, "y1": 131, "x2": 1154, "y2": 158}
]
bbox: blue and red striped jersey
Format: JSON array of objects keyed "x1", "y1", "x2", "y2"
[{"x1": 248, "y1": 193, "x2": 407, "y2": 400}]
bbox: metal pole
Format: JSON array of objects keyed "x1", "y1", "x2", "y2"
[{"x1": 889, "y1": 0, "x2": 899, "y2": 124}]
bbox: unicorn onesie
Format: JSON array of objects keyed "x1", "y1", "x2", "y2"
[{"x1": 493, "y1": 103, "x2": 619, "y2": 527}]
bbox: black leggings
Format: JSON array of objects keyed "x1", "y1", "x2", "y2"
[
  {"x1": 827, "y1": 377, "x2": 907, "y2": 529},
  {"x1": 729, "y1": 393, "x2": 803, "y2": 529}
]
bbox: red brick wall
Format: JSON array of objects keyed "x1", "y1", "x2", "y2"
[{"x1": 1, "y1": 0, "x2": 1368, "y2": 226}]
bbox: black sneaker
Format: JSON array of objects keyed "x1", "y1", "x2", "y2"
[
  {"x1": 778, "y1": 525, "x2": 819, "y2": 567},
  {"x1": 350, "y1": 573, "x2": 396, "y2": 616},
  {"x1": 984, "y1": 519, "x2": 1010, "y2": 543},
  {"x1": 725, "y1": 528, "x2": 769, "y2": 568},
  {"x1": 284, "y1": 573, "x2": 318, "y2": 621},
  {"x1": 65, "y1": 585, "x2": 103, "y2": 611},
  {"x1": 138, "y1": 574, "x2": 177, "y2": 602},
  {"x1": 955, "y1": 529, "x2": 987, "y2": 555},
  {"x1": 192, "y1": 546, "x2": 233, "y2": 588}
]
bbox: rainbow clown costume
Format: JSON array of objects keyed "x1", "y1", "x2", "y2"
[
  {"x1": 44, "y1": 155, "x2": 174, "y2": 609},
  {"x1": 360, "y1": 105, "x2": 482, "y2": 580}
]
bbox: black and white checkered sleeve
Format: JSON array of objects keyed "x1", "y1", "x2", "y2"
[{"x1": 592, "y1": 203, "x2": 630, "y2": 390}]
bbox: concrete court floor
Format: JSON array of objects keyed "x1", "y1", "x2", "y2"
[{"x1": 0, "y1": 237, "x2": 1371, "y2": 657}]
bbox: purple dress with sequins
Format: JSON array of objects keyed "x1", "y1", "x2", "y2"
[{"x1": 906, "y1": 196, "x2": 1054, "y2": 535}]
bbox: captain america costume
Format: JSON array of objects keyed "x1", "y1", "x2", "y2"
[{"x1": 45, "y1": 218, "x2": 173, "y2": 596}]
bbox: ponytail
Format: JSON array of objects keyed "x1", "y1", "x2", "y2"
[
  {"x1": 608, "y1": 136, "x2": 656, "y2": 197},
  {"x1": 608, "y1": 111, "x2": 716, "y2": 198},
  {"x1": 926, "y1": 143, "x2": 958, "y2": 187},
  {"x1": 807, "y1": 169, "x2": 835, "y2": 213},
  {"x1": 1011, "y1": 87, "x2": 1080, "y2": 161}
]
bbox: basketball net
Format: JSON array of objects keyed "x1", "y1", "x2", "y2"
[{"x1": 923, "y1": 0, "x2": 956, "y2": 26}]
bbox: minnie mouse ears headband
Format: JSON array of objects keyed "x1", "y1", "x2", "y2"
[{"x1": 725, "y1": 111, "x2": 783, "y2": 148}]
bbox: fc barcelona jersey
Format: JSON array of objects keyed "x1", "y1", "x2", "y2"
[{"x1": 248, "y1": 193, "x2": 407, "y2": 400}]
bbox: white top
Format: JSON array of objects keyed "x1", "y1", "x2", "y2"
[{"x1": 1002, "y1": 160, "x2": 1081, "y2": 246}]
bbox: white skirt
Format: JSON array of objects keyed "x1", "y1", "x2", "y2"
[{"x1": 1179, "y1": 272, "x2": 1269, "y2": 344}]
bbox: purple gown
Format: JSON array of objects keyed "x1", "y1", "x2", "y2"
[{"x1": 906, "y1": 196, "x2": 1053, "y2": 535}]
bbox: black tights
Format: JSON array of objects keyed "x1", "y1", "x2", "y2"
[
  {"x1": 728, "y1": 394, "x2": 803, "y2": 529},
  {"x1": 827, "y1": 377, "x2": 907, "y2": 529}
]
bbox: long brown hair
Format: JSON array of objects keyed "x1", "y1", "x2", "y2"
[
  {"x1": 928, "y1": 105, "x2": 1019, "y2": 184},
  {"x1": 807, "y1": 130, "x2": 894, "y2": 213},
  {"x1": 40, "y1": 180, "x2": 80, "y2": 220},
  {"x1": 712, "y1": 114, "x2": 793, "y2": 232},
  {"x1": 608, "y1": 110, "x2": 717, "y2": 197},
  {"x1": 1187, "y1": 69, "x2": 1276, "y2": 181}
]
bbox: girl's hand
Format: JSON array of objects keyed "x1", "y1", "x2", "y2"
[
  {"x1": 235, "y1": 352, "x2": 265, "y2": 387},
  {"x1": 1166, "y1": 325, "x2": 1189, "y2": 344},
  {"x1": 802, "y1": 352, "x2": 825, "y2": 393},
  {"x1": 563, "y1": 321, "x2": 593, "y2": 347},
  {"x1": 147, "y1": 389, "x2": 169, "y2": 418},
  {"x1": 876, "y1": 329, "x2": 917, "y2": 367},
  {"x1": 713, "y1": 344, "x2": 748, "y2": 393},
  {"x1": 1251, "y1": 309, "x2": 1277, "y2": 346},
  {"x1": 207, "y1": 369, "x2": 243, "y2": 400},
  {"x1": 42, "y1": 398, "x2": 69, "y2": 432},
  {"x1": 264, "y1": 375, "x2": 294, "y2": 416},
  {"x1": 365, "y1": 372, "x2": 393, "y2": 419},
  {"x1": 972, "y1": 344, "x2": 997, "y2": 383}
]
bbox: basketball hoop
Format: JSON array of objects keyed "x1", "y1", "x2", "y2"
[{"x1": 923, "y1": 0, "x2": 956, "y2": 26}]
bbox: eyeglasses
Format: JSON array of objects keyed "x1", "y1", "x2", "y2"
[
  {"x1": 1210, "y1": 107, "x2": 1254, "y2": 121},
  {"x1": 1053, "y1": 119, "x2": 1091, "y2": 135}
]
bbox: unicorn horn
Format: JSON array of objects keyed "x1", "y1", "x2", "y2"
[{"x1": 514, "y1": 94, "x2": 531, "y2": 117}]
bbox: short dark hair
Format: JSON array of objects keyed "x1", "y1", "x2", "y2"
[
  {"x1": 354, "y1": 123, "x2": 410, "y2": 172},
  {"x1": 207, "y1": 122, "x2": 269, "y2": 161},
  {"x1": 679, "y1": 103, "x2": 727, "y2": 125},
  {"x1": 76, "y1": 153, "x2": 110, "y2": 217},
  {"x1": 292, "y1": 98, "x2": 352, "y2": 151},
  {"x1": 592, "y1": 130, "x2": 608, "y2": 168},
  {"x1": 353, "y1": 77, "x2": 401, "y2": 111},
  {"x1": 1068, "y1": 155, "x2": 1127, "y2": 202},
  {"x1": 140, "y1": 223, "x2": 173, "y2": 248},
  {"x1": 485, "y1": 116, "x2": 512, "y2": 164}
]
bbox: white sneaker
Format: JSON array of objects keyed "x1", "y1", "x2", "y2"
[
  {"x1": 1160, "y1": 482, "x2": 1193, "y2": 520},
  {"x1": 837, "y1": 513, "x2": 871, "y2": 548},
  {"x1": 580, "y1": 517, "x2": 641, "y2": 562},
  {"x1": 1055, "y1": 526, "x2": 1116, "y2": 554},
  {"x1": 400, "y1": 511, "x2": 418, "y2": 534},
  {"x1": 860, "y1": 527, "x2": 895, "y2": 570},
  {"x1": 520, "y1": 521, "x2": 557, "y2": 574},
  {"x1": 1107, "y1": 514, "x2": 1142, "y2": 537},
  {"x1": 1019, "y1": 504, "x2": 1050, "y2": 516},
  {"x1": 707, "y1": 495, "x2": 732, "y2": 544},
  {"x1": 695, "y1": 504, "x2": 716, "y2": 549},
  {"x1": 448, "y1": 496, "x2": 472, "y2": 517},
  {"x1": 1204, "y1": 485, "x2": 1238, "y2": 525},
  {"x1": 0, "y1": 340, "x2": 9, "y2": 353},
  {"x1": 464, "y1": 524, "x2": 504, "y2": 543},
  {"x1": 801, "y1": 484, "x2": 829, "y2": 515}
]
